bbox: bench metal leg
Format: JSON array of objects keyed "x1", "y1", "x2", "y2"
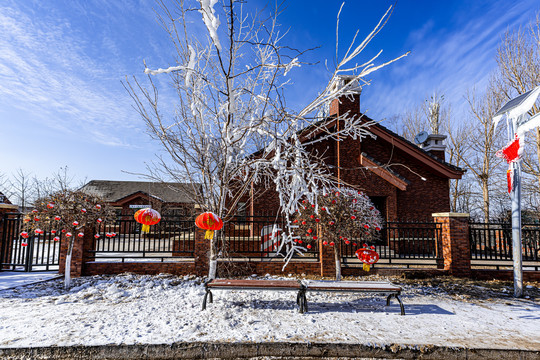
[
  {"x1": 298, "y1": 287, "x2": 307, "y2": 313},
  {"x1": 386, "y1": 293, "x2": 405, "y2": 315},
  {"x1": 202, "y1": 287, "x2": 213, "y2": 311}
]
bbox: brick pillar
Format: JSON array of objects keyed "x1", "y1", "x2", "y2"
[
  {"x1": 319, "y1": 239, "x2": 336, "y2": 278},
  {"x1": 432, "y1": 212, "x2": 471, "y2": 277},
  {"x1": 194, "y1": 229, "x2": 209, "y2": 276},
  {"x1": 58, "y1": 232, "x2": 85, "y2": 277}
]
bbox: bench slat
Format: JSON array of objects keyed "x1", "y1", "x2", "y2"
[
  {"x1": 207, "y1": 279, "x2": 301, "y2": 290},
  {"x1": 304, "y1": 280, "x2": 401, "y2": 292}
]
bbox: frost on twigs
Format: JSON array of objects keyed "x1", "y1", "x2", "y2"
[{"x1": 125, "y1": 1, "x2": 407, "y2": 276}]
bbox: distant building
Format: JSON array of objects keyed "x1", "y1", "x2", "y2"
[{"x1": 79, "y1": 180, "x2": 200, "y2": 216}]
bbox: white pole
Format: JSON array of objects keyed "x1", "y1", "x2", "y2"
[{"x1": 509, "y1": 119, "x2": 523, "y2": 298}]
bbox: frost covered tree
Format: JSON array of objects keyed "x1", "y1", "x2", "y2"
[
  {"x1": 20, "y1": 190, "x2": 114, "y2": 288},
  {"x1": 293, "y1": 188, "x2": 382, "y2": 280},
  {"x1": 125, "y1": 0, "x2": 407, "y2": 278}
]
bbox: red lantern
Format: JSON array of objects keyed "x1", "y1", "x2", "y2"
[
  {"x1": 94, "y1": 234, "x2": 100, "y2": 239},
  {"x1": 134, "y1": 208, "x2": 161, "y2": 233},
  {"x1": 355, "y1": 246, "x2": 380, "y2": 272},
  {"x1": 81, "y1": 208, "x2": 87, "y2": 213},
  {"x1": 66, "y1": 232, "x2": 72, "y2": 238},
  {"x1": 72, "y1": 221, "x2": 79, "y2": 226},
  {"x1": 54, "y1": 216, "x2": 61, "y2": 221},
  {"x1": 35, "y1": 229, "x2": 44, "y2": 235},
  {"x1": 47, "y1": 203, "x2": 54, "y2": 209},
  {"x1": 97, "y1": 218, "x2": 103, "y2": 223},
  {"x1": 53, "y1": 236, "x2": 60, "y2": 242},
  {"x1": 20, "y1": 231, "x2": 29, "y2": 239},
  {"x1": 77, "y1": 232, "x2": 84, "y2": 238},
  {"x1": 21, "y1": 242, "x2": 28, "y2": 247},
  {"x1": 195, "y1": 212, "x2": 223, "y2": 240}
]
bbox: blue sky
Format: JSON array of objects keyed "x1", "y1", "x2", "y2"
[{"x1": 1, "y1": 0, "x2": 538, "y2": 186}]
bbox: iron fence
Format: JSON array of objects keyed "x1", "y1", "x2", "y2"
[
  {"x1": 216, "y1": 215, "x2": 319, "y2": 260},
  {"x1": 342, "y1": 220, "x2": 443, "y2": 267},
  {"x1": 89, "y1": 215, "x2": 196, "y2": 262},
  {"x1": 1, "y1": 213, "x2": 61, "y2": 271},
  {"x1": 469, "y1": 221, "x2": 540, "y2": 262}
]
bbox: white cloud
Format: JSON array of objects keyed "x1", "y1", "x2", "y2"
[
  {"x1": 362, "y1": 0, "x2": 540, "y2": 125},
  {"x1": 0, "y1": 2, "x2": 142, "y2": 147}
]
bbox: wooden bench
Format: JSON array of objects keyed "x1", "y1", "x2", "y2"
[
  {"x1": 202, "y1": 279, "x2": 405, "y2": 315},
  {"x1": 302, "y1": 280, "x2": 405, "y2": 315}
]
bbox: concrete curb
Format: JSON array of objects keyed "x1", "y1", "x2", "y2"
[{"x1": 0, "y1": 342, "x2": 539, "y2": 359}]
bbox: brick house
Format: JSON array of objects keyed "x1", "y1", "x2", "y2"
[
  {"x1": 245, "y1": 93, "x2": 464, "y2": 221},
  {"x1": 79, "y1": 180, "x2": 200, "y2": 216}
]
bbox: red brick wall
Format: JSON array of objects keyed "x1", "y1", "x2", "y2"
[
  {"x1": 433, "y1": 213, "x2": 471, "y2": 277},
  {"x1": 249, "y1": 96, "x2": 451, "y2": 220}
]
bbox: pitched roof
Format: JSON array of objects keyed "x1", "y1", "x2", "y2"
[
  {"x1": 79, "y1": 180, "x2": 199, "y2": 203},
  {"x1": 298, "y1": 113, "x2": 464, "y2": 179},
  {"x1": 0, "y1": 191, "x2": 12, "y2": 204}
]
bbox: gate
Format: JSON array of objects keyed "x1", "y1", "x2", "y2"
[{"x1": 0, "y1": 213, "x2": 61, "y2": 272}]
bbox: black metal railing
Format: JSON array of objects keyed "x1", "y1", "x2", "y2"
[
  {"x1": 342, "y1": 220, "x2": 442, "y2": 265},
  {"x1": 90, "y1": 215, "x2": 196, "y2": 262},
  {"x1": 469, "y1": 221, "x2": 540, "y2": 262},
  {"x1": 216, "y1": 215, "x2": 319, "y2": 260},
  {"x1": 1, "y1": 213, "x2": 61, "y2": 272}
]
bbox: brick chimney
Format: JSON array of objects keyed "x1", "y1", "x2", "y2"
[{"x1": 328, "y1": 75, "x2": 361, "y2": 117}]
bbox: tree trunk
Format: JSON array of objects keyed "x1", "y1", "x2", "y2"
[
  {"x1": 334, "y1": 244, "x2": 342, "y2": 281},
  {"x1": 534, "y1": 128, "x2": 540, "y2": 191},
  {"x1": 64, "y1": 238, "x2": 74, "y2": 289},
  {"x1": 482, "y1": 178, "x2": 490, "y2": 221},
  {"x1": 208, "y1": 235, "x2": 218, "y2": 279}
]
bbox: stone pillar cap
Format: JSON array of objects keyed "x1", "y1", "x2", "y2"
[{"x1": 432, "y1": 212, "x2": 469, "y2": 218}]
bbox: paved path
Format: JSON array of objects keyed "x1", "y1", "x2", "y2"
[{"x1": 0, "y1": 271, "x2": 61, "y2": 290}]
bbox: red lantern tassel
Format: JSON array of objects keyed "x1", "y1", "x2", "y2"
[
  {"x1": 205, "y1": 230, "x2": 214, "y2": 240},
  {"x1": 142, "y1": 224, "x2": 150, "y2": 233}
]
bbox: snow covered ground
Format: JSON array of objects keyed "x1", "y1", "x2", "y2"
[{"x1": 0, "y1": 273, "x2": 538, "y2": 351}]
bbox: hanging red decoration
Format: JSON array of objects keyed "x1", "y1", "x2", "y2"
[
  {"x1": 355, "y1": 245, "x2": 380, "y2": 272},
  {"x1": 507, "y1": 168, "x2": 514, "y2": 194},
  {"x1": 134, "y1": 208, "x2": 161, "y2": 233},
  {"x1": 195, "y1": 212, "x2": 223, "y2": 240},
  {"x1": 20, "y1": 231, "x2": 29, "y2": 239},
  {"x1": 496, "y1": 134, "x2": 522, "y2": 164},
  {"x1": 54, "y1": 216, "x2": 61, "y2": 221},
  {"x1": 53, "y1": 237, "x2": 60, "y2": 242},
  {"x1": 47, "y1": 203, "x2": 54, "y2": 209}
]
